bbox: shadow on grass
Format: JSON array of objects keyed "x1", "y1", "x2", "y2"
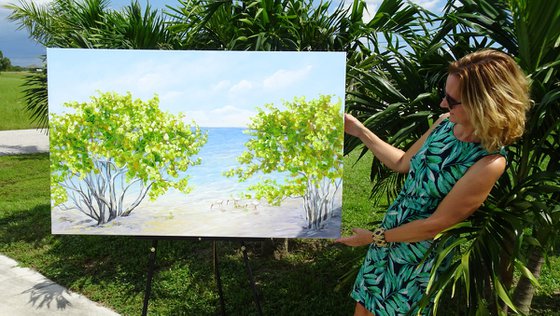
[
  {"x1": 0, "y1": 202, "x2": 169, "y2": 313},
  {"x1": 0, "y1": 145, "x2": 48, "y2": 156},
  {"x1": 47, "y1": 234, "x2": 223, "y2": 314},
  {"x1": 0, "y1": 152, "x2": 49, "y2": 161},
  {"x1": 531, "y1": 293, "x2": 560, "y2": 315},
  {"x1": 0, "y1": 203, "x2": 51, "y2": 244},
  {"x1": 210, "y1": 240, "x2": 361, "y2": 316}
]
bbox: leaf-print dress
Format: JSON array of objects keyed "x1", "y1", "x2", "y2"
[{"x1": 351, "y1": 118, "x2": 502, "y2": 315}]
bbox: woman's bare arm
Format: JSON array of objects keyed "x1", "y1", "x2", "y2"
[
  {"x1": 336, "y1": 153, "x2": 506, "y2": 246},
  {"x1": 345, "y1": 113, "x2": 449, "y2": 173}
]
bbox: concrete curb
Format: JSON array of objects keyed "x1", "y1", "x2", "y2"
[
  {"x1": 0, "y1": 129, "x2": 49, "y2": 156},
  {"x1": 0, "y1": 255, "x2": 120, "y2": 315}
]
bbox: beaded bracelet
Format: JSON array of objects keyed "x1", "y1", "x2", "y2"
[{"x1": 371, "y1": 227, "x2": 388, "y2": 247}]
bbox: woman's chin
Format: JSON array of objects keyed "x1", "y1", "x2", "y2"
[{"x1": 448, "y1": 115, "x2": 456, "y2": 123}]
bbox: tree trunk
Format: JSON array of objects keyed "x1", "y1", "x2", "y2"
[
  {"x1": 498, "y1": 231, "x2": 516, "y2": 314},
  {"x1": 513, "y1": 248, "x2": 545, "y2": 315}
]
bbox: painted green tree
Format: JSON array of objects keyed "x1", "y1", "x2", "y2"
[
  {"x1": 50, "y1": 91, "x2": 207, "y2": 225},
  {"x1": 226, "y1": 95, "x2": 343, "y2": 230}
]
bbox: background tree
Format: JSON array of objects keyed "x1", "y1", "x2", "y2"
[
  {"x1": 0, "y1": 51, "x2": 12, "y2": 72},
  {"x1": 51, "y1": 92, "x2": 207, "y2": 225},
  {"x1": 226, "y1": 95, "x2": 343, "y2": 230}
]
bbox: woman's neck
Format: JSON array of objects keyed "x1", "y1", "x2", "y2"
[{"x1": 453, "y1": 123, "x2": 480, "y2": 143}]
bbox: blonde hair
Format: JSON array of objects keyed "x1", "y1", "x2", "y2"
[{"x1": 449, "y1": 49, "x2": 532, "y2": 151}]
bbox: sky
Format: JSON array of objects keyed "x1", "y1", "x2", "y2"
[
  {"x1": 47, "y1": 48, "x2": 346, "y2": 127},
  {"x1": 0, "y1": 0, "x2": 445, "y2": 67}
]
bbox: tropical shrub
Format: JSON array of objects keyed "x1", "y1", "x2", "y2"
[
  {"x1": 51, "y1": 92, "x2": 207, "y2": 225},
  {"x1": 226, "y1": 95, "x2": 344, "y2": 230}
]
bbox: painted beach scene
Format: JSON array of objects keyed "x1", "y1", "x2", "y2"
[{"x1": 48, "y1": 48, "x2": 346, "y2": 239}]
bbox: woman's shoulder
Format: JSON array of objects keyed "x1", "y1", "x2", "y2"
[
  {"x1": 472, "y1": 153, "x2": 507, "y2": 177},
  {"x1": 427, "y1": 113, "x2": 451, "y2": 135}
]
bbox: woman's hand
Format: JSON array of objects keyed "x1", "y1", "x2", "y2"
[
  {"x1": 344, "y1": 113, "x2": 366, "y2": 138},
  {"x1": 335, "y1": 228, "x2": 373, "y2": 247}
]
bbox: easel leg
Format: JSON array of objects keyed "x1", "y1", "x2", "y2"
[
  {"x1": 213, "y1": 241, "x2": 226, "y2": 316},
  {"x1": 142, "y1": 239, "x2": 158, "y2": 316},
  {"x1": 241, "y1": 241, "x2": 263, "y2": 316}
]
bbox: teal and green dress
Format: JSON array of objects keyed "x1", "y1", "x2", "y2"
[{"x1": 351, "y1": 118, "x2": 503, "y2": 315}]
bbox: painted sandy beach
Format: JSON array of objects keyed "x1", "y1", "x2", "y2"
[{"x1": 52, "y1": 193, "x2": 342, "y2": 238}]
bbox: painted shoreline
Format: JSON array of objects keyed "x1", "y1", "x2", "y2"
[{"x1": 52, "y1": 194, "x2": 342, "y2": 239}]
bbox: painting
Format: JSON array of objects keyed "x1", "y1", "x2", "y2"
[{"x1": 48, "y1": 48, "x2": 345, "y2": 238}]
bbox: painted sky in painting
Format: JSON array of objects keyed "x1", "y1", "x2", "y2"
[{"x1": 47, "y1": 48, "x2": 345, "y2": 127}]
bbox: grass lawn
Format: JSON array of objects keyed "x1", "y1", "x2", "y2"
[
  {"x1": 0, "y1": 151, "x2": 558, "y2": 315},
  {"x1": 0, "y1": 71, "x2": 40, "y2": 130}
]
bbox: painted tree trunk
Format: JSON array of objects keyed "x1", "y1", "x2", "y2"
[
  {"x1": 302, "y1": 176, "x2": 341, "y2": 230},
  {"x1": 62, "y1": 159, "x2": 152, "y2": 225}
]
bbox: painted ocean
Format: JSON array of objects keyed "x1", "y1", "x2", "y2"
[{"x1": 163, "y1": 127, "x2": 288, "y2": 204}]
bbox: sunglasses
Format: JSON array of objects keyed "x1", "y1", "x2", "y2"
[{"x1": 444, "y1": 93, "x2": 462, "y2": 110}]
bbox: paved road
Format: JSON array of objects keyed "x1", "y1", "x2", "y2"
[{"x1": 0, "y1": 129, "x2": 121, "y2": 315}]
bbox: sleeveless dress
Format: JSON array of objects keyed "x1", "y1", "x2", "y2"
[{"x1": 351, "y1": 118, "x2": 503, "y2": 315}]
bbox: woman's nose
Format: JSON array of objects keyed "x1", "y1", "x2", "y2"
[{"x1": 440, "y1": 97, "x2": 448, "y2": 109}]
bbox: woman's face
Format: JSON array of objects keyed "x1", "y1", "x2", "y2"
[{"x1": 441, "y1": 74, "x2": 469, "y2": 125}]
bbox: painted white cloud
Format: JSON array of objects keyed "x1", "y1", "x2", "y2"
[
  {"x1": 160, "y1": 91, "x2": 186, "y2": 105},
  {"x1": 186, "y1": 105, "x2": 256, "y2": 128},
  {"x1": 263, "y1": 65, "x2": 312, "y2": 90},
  {"x1": 213, "y1": 80, "x2": 231, "y2": 91},
  {"x1": 229, "y1": 80, "x2": 253, "y2": 93}
]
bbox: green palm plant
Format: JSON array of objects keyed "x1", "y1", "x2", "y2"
[
  {"x1": 422, "y1": 0, "x2": 560, "y2": 314},
  {"x1": 167, "y1": 0, "x2": 370, "y2": 56},
  {"x1": 107, "y1": 1, "x2": 179, "y2": 49},
  {"x1": 7, "y1": 0, "x2": 111, "y2": 48},
  {"x1": 345, "y1": 0, "x2": 560, "y2": 314}
]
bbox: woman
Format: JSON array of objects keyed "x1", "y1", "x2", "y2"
[{"x1": 336, "y1": 49, "x2": 531, "y2": 315}]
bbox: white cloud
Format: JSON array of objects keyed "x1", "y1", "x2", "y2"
[
  {"x1": 410, "y1": 0, "x2": 442, "y2": 11},
  {"x1": 343, "y1": 0, "x2": 444, "y2": 22},
  {"x1": 186, "y1": 105, "x2": 256, "y2": 128},
  {"x1": 340, "y1": 0, "x2": 381, "y2": 23},
  {"x1": 263, "y1": 65, "x2": 312, "y2": 90},
  {"x1": 137, "y1": 72, "x2": 167, "y2": 89},
  {"x1": 363, "y1": 0, "x2": 382, "y2": 22},
  {"x1": 229, "y1": 80, "x2": 253, "y2": 93}
]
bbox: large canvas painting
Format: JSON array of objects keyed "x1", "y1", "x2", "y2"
[{"x1": 48, "y1": 48, "x2": 345, "y2": 238}]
